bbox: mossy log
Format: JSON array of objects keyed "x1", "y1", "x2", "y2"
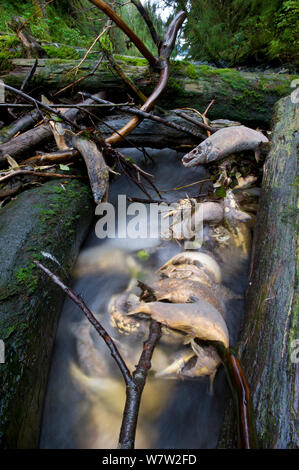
[
  {"x1": 1, "y1": 57, "x2": 296, "y2": 126},
  {"x1": 0, "y1": 179, "x2": 94, "y2": 448},
  {"x1": 219, "y1": 95, "x2": 298, "y2": 449}
]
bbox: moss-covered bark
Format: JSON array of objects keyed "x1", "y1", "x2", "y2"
[
  {"x1": 219, "y1": 94, "x2": 298, "y2": 449},
  {"x1": 0, "y1": 179, "x2": 94, "y2": 448},
  {"x1": 1, "y1": 57, "x2": 296, "y2": 126}
]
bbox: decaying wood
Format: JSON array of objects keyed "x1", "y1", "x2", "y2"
[
  {"x1": 219, "y1": 94, "x2": 299, "y2": 449},
  {"x1": 0, "y1": 91, "x2": 106, "y2": 167},
  {"x1": 0, "y1": 109, "x2": 41, "y2": 145},
  {"x1": 41, "y1": 95, "x2": 109, "y2": 204},
  {"x1": 72, "y1": 136, "x2": 109, "y2": 204},
  {"x1": 1, "y1": 58, "x2": 294, "y2": 126},
  {"x1": 80, "y1": 93, "x2": 206, "y2": 140},
  {"x1": 22, "y1": 149, "x2": 80, "y2": 166}
]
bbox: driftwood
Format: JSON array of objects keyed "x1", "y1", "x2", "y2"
[
  {"x1": 219, "y1": 94, "x2": 299, "y2": 449},
  {"x1": 0, "y1": 109, "x2": 41, "y2": 145},
  {"x1": 0, "y1": 91, "x2": 106, "y2": 167},
  {"x1": 72, "y1": 136, "x2": 109, "y2": 204},
  {"x1": 0, "y1": 110, "x2": 207, "y2": 166},
  {"x1": 1, "y1": 58, "x2": 295, "y2": 126}
]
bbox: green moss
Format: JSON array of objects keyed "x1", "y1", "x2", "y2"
[
  {"x1": 15, "y1": 263, "x2": 39, "y2": 295},
  {"x1": 167, "y1": 77, "x2": 185, "y2": 95},
  {"x1": 114, "y1": 55, "x2": 147, "y2": 66},
  {"x1": 0, "y1": 34, "x2": 24, "y2": 71},
  {"x1": 43, "y1": 44, "x2": 80, "y2": 60},
  {"x1": 186, "y1": 63, "x2": 198, "y2": 79}
]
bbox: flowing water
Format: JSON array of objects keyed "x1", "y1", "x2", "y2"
[{"x1": 40, "y1": 148, "x2": 250, "y2": 449}]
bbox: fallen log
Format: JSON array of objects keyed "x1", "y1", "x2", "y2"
[
  {"x1": 0, "y1": 110, "x2": 204, "y2": 166},
  {"x1": 219, "y1": 94, "x2": 298, "y2": 448},
  {"x1": 0, "y1": 91, "x2": 106, "y2": 167},
  {"x1": 1, "y1": 58, "x2": 296, "y2": 126},
  {"x1": 0, "y1": 179, "x2": 94, "y2": 448},
  {"x1": 0, "y1": 109, "x2": 40, "y2": 145}
]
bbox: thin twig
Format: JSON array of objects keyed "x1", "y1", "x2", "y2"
[
  {"x1": 33, "y1": 260, "x2": 161, "y2": 449},
  {"x1": 173, "y1": 109, "x2": 215, "y2": 134},
  {"x1": 68, "y1": 25, "x2": 111, "y2": 78},
  {"x1": 104, "y1": 50, "x2": 147, "y2": 103},
  {"x1": 0, "y1": 103, "x2": 130, "y2": 109},
  {"x1": 119, "y1": 321, "x2": 162, "y2": 449},
  {"x1": 80, "y1": 92, "x2": 205, "y2": 140},
  {"x1": 33, "y1": 260, "x2": 133, "y2": 384},
  {"x1": 54, "y1": 54, "x2": 105, "y2": 96},
  {"x1": 20, "y1": 58, "x2": 38, "y2": 92},
  {"x1": 3, "y1": 84, "x2": 82, "y2": 131},
  {"x1": 0, "y1": 169, "x2": 87, "y2": 184},
  {"x1": 130, "y1": 0, "x2": 161, "y2": 48},
  {"x1": 88, "y1": 0, "x2": 159, "y2": 68}
]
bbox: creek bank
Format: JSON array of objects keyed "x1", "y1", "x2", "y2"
[
  {"x1": 219, "y1": 94, "x2": 299, "y2": 449},
  {"x1": 0, "y1": 179, "x2": 94, "y2": 448}
]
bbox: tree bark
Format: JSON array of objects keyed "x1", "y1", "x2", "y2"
[
  {"x1": 0, "y1": 111, "x2": 204, "y2": 166},
  {"x1": 0, "y1": 92, "x2": 107, "y2": 167},
  {"x1": 218, "y1": 94, "x2": 299, "y2": 449},
  {"x1": 1, "y1": 58, "x2": 295, "y2": 126},
  {"x1": 0, "y1": 179, "x2": 94, "y2": 448}
]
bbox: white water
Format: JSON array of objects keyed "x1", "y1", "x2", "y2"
[{"x1": 40, "y1": 148, "x2": 249, "y2": 449}]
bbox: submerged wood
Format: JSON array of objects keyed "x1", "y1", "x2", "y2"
[
  {"x1": 219, "y1": 94, "x2": 299, "y2": 449},
  {"x1": 1, "y1": 58, "x2": 295, "y2": 126}
]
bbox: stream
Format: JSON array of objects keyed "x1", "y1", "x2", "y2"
[{"x1": 39, "y1": 148, "x2": 250, "y2": 449}]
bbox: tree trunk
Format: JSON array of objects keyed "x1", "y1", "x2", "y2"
[
  {"x1": 219, "y1": 94, "x2": 299, "y2": 449},
  {"x1": 1, "y1": 58, "x2": 295, "y2": 126},
  {"x1": 0, "y1": 179, "x2": 94, "y2": 448}
]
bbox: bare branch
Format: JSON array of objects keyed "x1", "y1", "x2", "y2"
[
  {"x1": 33, "y1": 260, "x2": 133, "y2": 385},
  {"x1": 88, "y1": 0, "x2": 159, "y2": 68},
  {"x1": 3, "y1": 84, "x2": 82, "y2": 132},
  {"x1": 130, "y1": 0, "x2": 161, "y2": 48},
  {"x1": 119, "y1": 321, "x2": 162, "y2": 449},
  {"x1": 80, "y1": 92, "x2": 205, "y2": 140},
  {"x1": 33, "y1": 260, "x2": 161, "y2": 449}
]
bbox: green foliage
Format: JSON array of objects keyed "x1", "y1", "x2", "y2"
[
  {"x1": 110, "y1": 1, "x2": 164, "y2": 57},
  {"x1": 167, "y1": 0, "x2": 299, "y2": 66},
  {"x1": 43, "y1": 44, "x2": 80, "y2": 59},
  {"x1": 0, "y1": 0, "x2": 166, "y2": 60},
  {"x1": 0, "y1": 35, "x2": 24, "y2": 70}
]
